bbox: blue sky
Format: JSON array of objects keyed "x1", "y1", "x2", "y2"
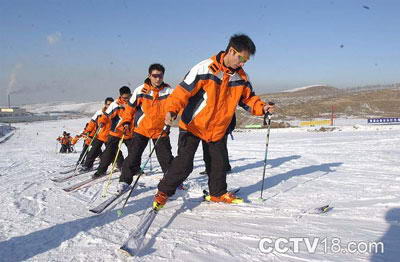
[{"x1": 1, "y1": 0, "x2": 399, "y2": 105}]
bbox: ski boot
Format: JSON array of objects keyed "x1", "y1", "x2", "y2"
[
  {"x1": 152, "y1": 191, "x2": 168, "y2": 211},
  {"x1": 204, "y1": 191, "x2": 243, "y2": 204}
]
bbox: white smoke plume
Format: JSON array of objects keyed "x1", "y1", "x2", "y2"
[{"x1": 7, "y1": 64, "x2": 23, "y2": 96}]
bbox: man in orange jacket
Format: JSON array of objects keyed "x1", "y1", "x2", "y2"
[
  {"x1": 76, "y1": 121, "x2": 98, "y2": 164},
  {"x1": 92, "y1": 86, "x2": 133, "y2": 178},
  {"x1": 78, "y1": 97, "x2": 114, "y2": 171},
  {"x1": 153, "y1": 34, "x2": 275, "y2": 209},
  {"x1": 117, "y1": 64, "x2": 174, "y2": 192},
  {"x1": 75, "y1": 124, "x2": 89, "y2": 164}
]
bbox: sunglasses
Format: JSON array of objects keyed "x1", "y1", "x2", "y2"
[
  {"x1": 150, "y1": 73, "x2": 164, "y2": 79},
  {"x1": 231, "y1": 47, "x2": 249, "y2": 63}
]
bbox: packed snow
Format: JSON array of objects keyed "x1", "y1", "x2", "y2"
[{"x1": 0, "y1": 117, "x2": 399, "y2": 262}]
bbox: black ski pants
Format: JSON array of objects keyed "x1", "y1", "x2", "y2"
[
  {"x1": 83, "y1": 138, "x2": 103, "y2": 168},
  {"x1": 96, "y1": 136, "x2": 130, "y2": 174},
  {"x1": 158, "y1": 130, "x2": 227, "y2": 197},
  {"x1": 120, "y1": 132, "x2": 173, "y2": 184},
  {"x1": 77, "y1": 143, "x2": 89, "y2": 164},
  {"x1": 60, "y1": 144, "x2": 67, "y2": 153},
  {"x1": 202, "y1": 134, "x2": 231, "y2": 173},
  {"x1": 66, "y1": 144, "x2": 73, "y2": 153}
]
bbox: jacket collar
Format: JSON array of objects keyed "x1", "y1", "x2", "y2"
[
  {"x1": 144, "y1": 78, "x2": 169, "y2": 93},
  {"x1": 212, "y1": 51, "x2": 241, "y2": 75},
  {"x1": 117, "y1": 97, "x2": 128, "y2": 105},
  {"x1": 211, "y1": 51, "x2": 248, "y2": 80}
]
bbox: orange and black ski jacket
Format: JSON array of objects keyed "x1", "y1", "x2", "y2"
[
  {"x1": 84, "y1": 110, "x2": 103, "y2": 136},
  {"x1": 82, "y1": 109, "x2": 101, "y2": 145},
  {"x1": 166, "y1": 51, "x2": 266, "y2": 142},
  {"x1": 96, "y1": 119, "x2": 111, "y2": 143},
  {"x1": 98, "y1": 98, "x2": 132, "y2": 139},
  {"x1": 121, "y1": 79, "x2": 173, "y2": 139},
  {"x1": 57, "y1": 136, "x2": 70, "y2": 145},
  {"x1": 97, "y1": 107, "x2": 111, "y2": 143}
]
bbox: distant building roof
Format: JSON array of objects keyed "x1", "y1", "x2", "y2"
[{"x1": 1, "y1": 108, "x2": 14, "y2": 112}]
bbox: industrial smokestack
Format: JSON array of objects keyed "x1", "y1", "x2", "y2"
[{"x1": 8, "y1": 94, "x2": 11, "y2": 108}]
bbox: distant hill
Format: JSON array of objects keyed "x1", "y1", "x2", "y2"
[{"x1": 239, "y1": 83, "x2": 400, "y2": 127}]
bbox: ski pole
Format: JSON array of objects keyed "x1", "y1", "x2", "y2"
[
  {"x1": 149, "y1": 141, "x2": 153, "y2": 172},
  {"x1": 75, "y1": 126, "x2": 102, "y2": 171},
  {"x1": 117, "y1": 125, "x2": 170, "y2": 217},
  {"x1": 259, "y1": 109, "x2": 273, "y2": 200},
  {"x1": 102, "y1": 134, "x2": 125, "y2": 197}
]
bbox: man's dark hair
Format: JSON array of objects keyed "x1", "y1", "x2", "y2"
[
  {"x1": 148, "y1": 63, "x2": 165, "y2": 74},
  {"x1": 225, "y1": 34, "x2": 256, "y2": 55},
  {"x1": 104, "y1": 97, "x2": 114, "y2": 104},
  {"x1": 119, "y1": 86, "x2": 131, "y2": 95}
]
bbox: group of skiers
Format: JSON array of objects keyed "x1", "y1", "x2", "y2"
[{"x1": 65, "y1": 34, "x2": 275, "y2": 209}]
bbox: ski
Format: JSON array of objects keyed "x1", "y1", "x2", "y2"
[
  {"x1": 59, "y1": 168, "x2": 76, "y2": 175},
  {"x1": 60, "y1": 158, "x2": 100, "y2": 168},
  {"x1": 119, "y1": 208, "x2": 158, "y2": 257},
  {"x1": 51, "y1": 169, "x2": 95, "y2": 183},
  {"x1": 62, "y1": 172, "x2": 115, "y2": 192},
  {"x1": 89, "y1": 187, "x2": 130, "y2": 214},
  {"x1": 90, "y1": 182, "x2": 149, "y2": 214},
  {"x1": 118, "y1": 187, "x2": 241, "y2": 256},
  {"x1": 60, "y1": 163, "x2": 76, "y2": 168}
]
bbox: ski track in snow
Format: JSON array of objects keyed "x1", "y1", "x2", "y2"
[{"x1": 0, "y1": 118, "x2": 399, "y2": 261}]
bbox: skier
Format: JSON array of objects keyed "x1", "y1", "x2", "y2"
[
  {"x1": 74, "y1": 125, "x2": 89, "y2": 164},
  {"x1": 58, "y1": 132, "x2": 73, "y2": 153},
  {"x1": 91, "y1": 86, "x2": 133, "y2": 178},
  {"x1": 78, "y1": 97, "x2": 114, "y2": 170},
  {"x1": 117, "y1": 64, "x2": 174, "y2": 193},
  {"x1": 57, "y1": 131, "x2": 69, "y2": 153},
  {"x1": 201, "y1": 114, "x2": 236, "y2": 175},
  {"x1": 75, "y1": 122, "x2": 99, "y2": 164},
  {"x1": 153, "y1": 34, "x2": 275, "y2": 209}
]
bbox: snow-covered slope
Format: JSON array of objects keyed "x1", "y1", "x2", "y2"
[
  {"x1": 22, "y1": 101, "x2": 103, "y2": 115},
  {"x1": 0, "y1": 118, "x2": 399, "y2": 261}
]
